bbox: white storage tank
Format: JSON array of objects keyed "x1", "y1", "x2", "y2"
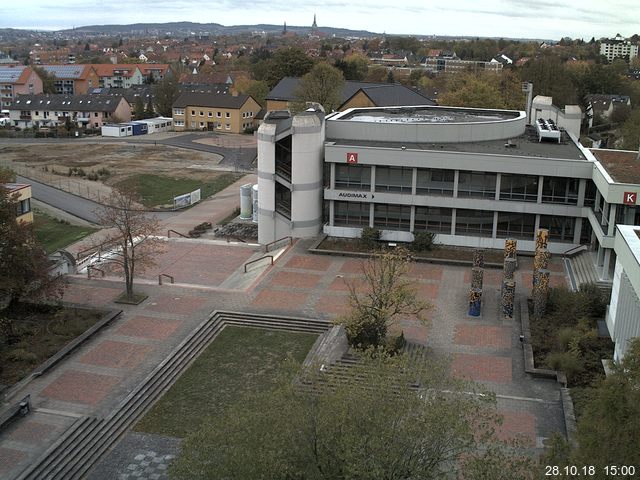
[
  {"x1": 240, "y1": 183, "x2": 252, "y2": 219},
  {"x1": 252, "y1": 184, "x2": 259, "y2": 223}
]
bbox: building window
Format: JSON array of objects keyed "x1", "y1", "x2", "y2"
[
  {"x1": 225, "y1": 123, "x2": 230, "y2": 130},
  {"x1": 94, "y1": 112, "x2": 98, "y2": 117},
  {"x1": 334, "y1": 201, "x2": 369, "y2": 227},
  {"x1": 191, "y1": 110, "x2": 196, "y2": 116},
  {"x1": 455, "y1": 209, "x2": 494, "y2": 237},
  {"x1": 416, "y1": 168, "x2": 454, "y2": 196},
  {"x1": 217, "y1": 112, "x2": 221, "y2": 118},
  {"x1": 335, "y1": 164, "x2": 371, "y2": 190},
  {"x1": 375, "y1": 166, "x2": 413, "y2": 193},
  {"x1": 414, "y1": 206, "x2": 452, "y2": 233},
  {"x1": 199, "y1": 111, "x2": 204, "y2": 116},
  {"x1": 16, "y1": 198, "x2": 31, "y2": 216},
  {"x1": 225, "y1": 112, "x2": 230, "y2": 118},
  {"x1": 199, "y1": 122, "x2": 204, "y2": 128},
  {"x1": 457, "y1": 171, "x2": 496, "y2": 199},
  {"x1": 373, "y1": 204, "x2": 411, "y2": 231},
  {"x1": 539, "y1": 215, "x2": 575, "y2": 242},
  {"x1": 175, "y1": 120, "x2": 184, "y2": 126},
  {"x1": 584, "y1": 180, "x2": 597, "y2": 208},
  {"x1": 190, "y1": 121, "x2": 196, "y2": 128},
  {"x1": 500, "y1": 174, "x2": 539, "y2": 202},
  {"x1": 174, "y1": 109, "x2": 184, "y2": 116},
  {"x1": 541, "y1": 177, "x2": 579, "y2": 205},
  {"x1": 496, "y1": 212, "x2": 536, "y2": 240}
]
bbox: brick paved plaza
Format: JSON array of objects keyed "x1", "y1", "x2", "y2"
[{"x1": 0, "y1": 226, "x2": 570, "y2": 478}]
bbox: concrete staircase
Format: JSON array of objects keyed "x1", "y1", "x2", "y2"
[
  {"x1": 15, "y1": 311, "x2": 330, "y2": 480},
  {"x1": 565, "y1": 251, "x2": 612, "y2": 297}
]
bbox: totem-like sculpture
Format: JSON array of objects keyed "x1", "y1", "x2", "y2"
[
  {"x1": 532, "y1": 229, "x2": 551, "y2": 317},
  {"x1": 468, "y1": 248, "x2": 485, "y2": 316},
  {"x1": 501, "y1": 238, "x2": 517, "y2": 319},
  {"x1": 469, "y1": 288, "x2": 482, "y2": 317},
  {"x1": 473, "y1": 249, "x2": 485, "y2": 268}
]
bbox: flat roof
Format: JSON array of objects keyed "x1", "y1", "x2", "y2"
[
  {"x1": 590, "y1": 149, "x2": 640, "y2": 184},
  {"x1": 2, "y1": 183, "x2": 30, "y2": 191},
  {"x1": 327, "y1": 132, "x2": 587, "y2": 161},
  {"x1": 334, "y1": 105, "x2": 520, "y2": 124}
]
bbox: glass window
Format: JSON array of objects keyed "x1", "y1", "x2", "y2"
[
  {"x1": 542, "y1": 177, "x2": 578, "y2": 205},
  {"x1": 496, "y1": 212, "x2": 536, "y2": 240},
  {"x1": 416, "y1": 168, "x2": 454, "y2": 196},
  {"x1": 16, "y1": 198, "x2": 31, "y2": 216},
  {"x1": 375, "y1": 166, "x2": 413, "y2": 193},
  {"x1": 414, "y1": 206, "x2": 452, "y2": 233},
  {"x1": 334, "y1": 201, "x2": 370, "y2": 227},
  {"x1": 455, "y1": 209, "x2": 494, "y2": 237},
  {"x1": 539, "y1": 215, "x2": 575, "y2": 242},
  {"x1": 225, "y1": 112, "x2": 230, "y2": 118},
  {"x1": 457, "y1": 171, "x2": 496, "y2": 199},
  {"x1": 335, "y1": 164, "x2": 371, "y2": 190},
  {"x1": 584, "y1": 180, "x2": 597, "y2": 208},
  {"x1": 373, "y1": 204, "x2": 411, "y2": 231},
  {"x1": 500, "y1": 174, "x2": 539, "y2": 202}
]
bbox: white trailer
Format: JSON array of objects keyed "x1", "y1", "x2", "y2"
[{"x1": 101, "y1": 124, "x2": 133, "y2": 137}]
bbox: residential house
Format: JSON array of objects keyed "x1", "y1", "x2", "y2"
[
  {"x1": 9, "y1": 94, "x2": 131, "y2": 130},
  {"x1": 39, "y1": 64, "x2": 99, "y2": 94},
  {"x1": 3, "y1": 183, "x2": 33, "y2": 224},
  {"x1": 92, "y1": 64, "x2": 144, "y2": 88},
  {"x1": 600, "y1": 34, "x2": 639, "y2": 62},
  {"x1": 491, "y1": 53, "x2": 513, "y2": 66},
  {"x1": 172, "y1": 92, "x2": 260, "y2": 133},
  {"x1": 420, "y1": 52, "x2": 503, "y2": 74},
  {"x1": 137, "y1": 64, "x2": 171, "y2": 83},
  {"x1": 0, "y1": 66, "x2": 43, "y2": 109},
  {"x1": 265, "y1": 77, "x2": 436, "y2": 112},
  {"x1": 586, "y1": 94, "x2": 632, "y2": 127}
]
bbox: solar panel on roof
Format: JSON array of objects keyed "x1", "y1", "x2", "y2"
[
  {"x1": 42, "y1": 65, "x2": 84, "y2": 79},
  {"x1": 0, "y1": 66, "x2": 26, "y2": 82}
]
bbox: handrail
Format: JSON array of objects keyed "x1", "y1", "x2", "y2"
[
  {"x1": 226, "y1": 235, "x2": 247, "y2": 243},
  {"x1": 244, "y1": 255, "x2": 274, "y2": 272},
  {"x1": 264, "y1": 236, "x2": 293, "y2": 253},
  {"x1": 167, "y1": 229, "x2": 188, "y2": 238},
  {"x1": 87, "y1": 265, "x2": 105, "y2": 279},
  {"x1": 158, "y1": 273, "x2": 174, "y2": 285},
  {"x1": 563, "y1": 244, "x2": 587, "y2": 257}
]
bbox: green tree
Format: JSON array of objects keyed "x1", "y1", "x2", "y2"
[
  {"x1": 251, "y1": 47, "x2": 315, "y2": 89},
  {"x1": 544, "y1": 338, "x2": 640, "y2": 478},
  {"x1": 235, "y1": 77, "x2": 270, "y2": 108},
  {"x1": 520, "y1": 55, "x2": 578, "y2": 106},
  {"x1": 337, "y1": 247, "x2": 429, "y2": 349},
  {"x1": 335, "y1": 54, "x2": 369, "y2": 81},
  {"x1": 144, "y1": 100, "x2": 155, "y2": 118},
  {"x1": 294, "y1": 62, "x2": 345, "y2": 112},
  {"x1": 32, "y1": 66, "x2": 57, "y2": 94},
  {"x1": 439, "y1": 74, "x2": 505, "y2": 109},
  {"x1": 152, "y1": 75, "x2": 179, "y2": 117},
  {"x1": 620, "y1": 108, "x2": 640, "y2": 150},
  {"x1": 170, "y1": 354, "x2": 537, "y2": 480},
  {"x1": 133, "y1": 96, "x2": 145, "y2": 120}
]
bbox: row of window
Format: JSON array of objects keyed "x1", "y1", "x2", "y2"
[
  {"x1": 333, "y1": 201, "x2": 579, "y2": 242},
  {"x1": 174, "y1": 109, "x2": 255, "y2": 119},
  {"x1": 187, "y1": 121, "x2": 231, "y2": 130},
  {"x1": 334, "y1": 165, "x2": 584, "y2": 205}
]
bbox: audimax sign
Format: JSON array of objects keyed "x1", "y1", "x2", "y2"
[{"x1": 337, "y1": 192, "x2": 369, "y2": 199}]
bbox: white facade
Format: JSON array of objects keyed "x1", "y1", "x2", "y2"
[
  {"x1": 607, "y1": 225, "x2": 640, "y2": 361},
  {"x1": 531, "y1": 96, "x2": 582, "y2": 139},
  {"x1": 600, "y1": 38, "x2": 639, "y2": 62},
  {"x1": 101, "y1": 124, "x2": 132, "y2": 137}
]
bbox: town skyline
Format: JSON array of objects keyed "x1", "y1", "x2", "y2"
[{"x1": 2, "y1": 0, "x2": 639, "y2": 41}]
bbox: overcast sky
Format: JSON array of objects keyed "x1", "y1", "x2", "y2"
[{"x1": 2, "y1": 1, "x2": 639, "y2": 40}]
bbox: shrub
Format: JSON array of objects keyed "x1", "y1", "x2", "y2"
[
  {"x1": 97, "y1": 167, "x2": 112, "y2": 178},
  {"x1": 360, "y1": 227, "x2": 381, "y2": 250},
  {"x1": 87, "y1": 172, "x2": 99, "y2": 181},
  {"x1": 412, "y1": 231, "x2": 435, "y2": 252},
  {"x1": 385, "y1": 331, "x2": 405, "y2": 355},
  {"x1": 7, "y1": 348, "x2": 38, "y2": 363},
  {"x1": 546, "y1": 351, "x2": 585, "y2": 382}
]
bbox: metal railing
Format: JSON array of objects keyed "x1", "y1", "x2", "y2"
[
  {"x1": 244, "y1": 255, "x2": 274, "y2": 273},
  {"x1": 87, "y1": 265, "x2": 105, "y2": 279},
  {"x1": 158, "y1": 274, "x2": 174, "y2": 285},
  {"x1": 264, "y1": 236, "x2": 293, "y2": 253},
  {"x1": 167, "y1": 229, "x2": 188, "y2": 238},
  {"x1": 562, "y1": 244, "x2": 588, "y2": 258}
]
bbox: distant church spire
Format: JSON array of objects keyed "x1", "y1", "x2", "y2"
[
  {"x1": 312, "y1": 14, "x2": 317, "y2": 28},
  {"x1": 283, "y1": 21, "x2": 287, "y2": 35}
]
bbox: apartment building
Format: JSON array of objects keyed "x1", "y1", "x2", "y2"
[
  {"x1": 0, "y1": 66, "x2": 43, "y2": 109},
  {"x1": 600, "y1": 34, "x2": 639, "y2": 62},
  {"x1": 39, "y1": 64, "x2": 99, "y2": 94},
  {"x1": 3, "y1": 183, "x2": 33, "y2": 224},
  {"x1": 172, "y1": 92, "x2": 260, "y2": 133},
  {"x1": 8, "y1": 94, "x2": 131, "y2": 129}
]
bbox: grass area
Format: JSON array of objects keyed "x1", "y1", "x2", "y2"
[
  {"x1": 0, "y1": 303, "x2": 105, "y2": 387},
  {"x1": 33, "y1": 210, "x2": 98, "y2": 254},
  {"x1": 115, "y1": 173, "x2": 241, "y2": 208},
  {"x1": 134, "y1": 326, "x2": 318, "y2": 438},
  {"x1": 318, "y1": 237, "x2": 505, "y2": 263}
]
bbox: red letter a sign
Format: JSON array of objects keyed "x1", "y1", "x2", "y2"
[{"x1": 346, "y1": 152, "x2": 358, "y2": 164}]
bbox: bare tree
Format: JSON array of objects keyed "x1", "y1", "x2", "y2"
[
  {"x1": 95, "y1": 186, "x2": 164, "y2": 300},
  {"x1": 337, "y1": 247, "x2": 430, "y2": 349}
]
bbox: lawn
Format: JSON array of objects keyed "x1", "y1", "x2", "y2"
[
  {"x1": 0, "y1": 303, "x2": 105, "y2": 387},
  {"x1": 134, "y1": 326, "x2": 318, "y2": 438},
  {"x1": 33, "y1": 210, "x2": 98, "y2": 254},
  {"x1": 115, "y1": 173, "x2": 241, "y2": 208}
]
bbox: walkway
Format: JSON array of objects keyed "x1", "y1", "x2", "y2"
[{"x1": 0, "y1": 232, "x2": 569, "y2": 478}]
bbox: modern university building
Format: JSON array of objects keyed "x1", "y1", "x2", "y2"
[{"x1": 257, "y1": 104, "x2": 640, "y2": 287}]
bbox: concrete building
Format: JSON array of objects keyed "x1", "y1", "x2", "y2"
[
  {"x1": 257, "y1": 104, "x2": 640, "y2": 291},
  {"x1": 531, "y1": 96, "x2": 582, "y2": 138},
  {"x1": 600, "y1": 34, "x2": 639, "y2": 62},
  {"x1": 3, "y1": 183, "x2": 33, "y2": 224},
  {"x1": 607, "y1": 224, "x2": 640, "y2": 361}
]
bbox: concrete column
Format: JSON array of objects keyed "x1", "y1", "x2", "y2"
[
  {"x1": 451, "y1": 208, "x2": 457, "y2": 236},
  {"x1": 602, "y1": 248, "x2": 612, "y2": 280},
  {"x1": 537, "y1": 175, "x2": 544, "y2": 203},
  {"x1": 453, "y1": 170, "x2": 459, "y2": 198},
  {"x1": 495, "y1": 173, "x2": 501, "y2": 201},
  {"x1": 330, "y1": 163, "x2": 335, "y2": 189},
  {"x1": 608, "y1": 204, "x2": 617, "y2": 236},
  {"x1": 574, "y1": 217, "x2": 583, "y2": 244},
  {"x1": 577, "y1": 179, "x2": 586, "y2": 207},
  {"x1": 492, "y1": 211, "x2": 498, "y2": 238},
  {"x1": 369, "y1": 203, "x2": 374, "y2": 227},
  {"x1": 602, "y1": 200, "x2": 609, "y2": 227},
  {"x1": 329, "y1": 200, "x2": 335, "y2": 226},
  {"x1": 410, "y1": 205, "x2": 415, "y2": 232},
  {"x1": 411, "y1": 168, "x2": 417, "y2": 196},
  {"x1": 534, "y1": 214, "x2": 540, "y2": 237},
  {"x1": 370, "y1": 165, "x2": 376, "y2": 193},
  {"x1": 597, "y1": 244, "x2": 605, "y2": 267}
]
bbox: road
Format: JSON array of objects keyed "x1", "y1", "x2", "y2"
[{"x1": 18, "y1": 176, "x2": 178, "y2": 224}]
